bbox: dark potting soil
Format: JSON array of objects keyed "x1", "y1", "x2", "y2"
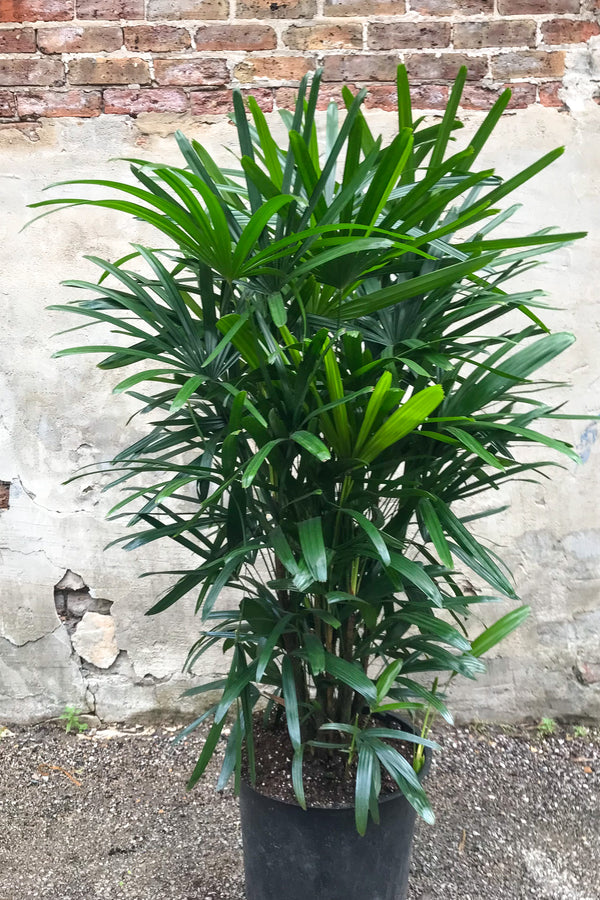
[{"x1": 247, "y1": 714, "x2": 415, "y2": 807}]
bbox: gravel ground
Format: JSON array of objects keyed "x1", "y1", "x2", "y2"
[{"x1": 1, "y1": 720, "x2": 598, "y2": 900}]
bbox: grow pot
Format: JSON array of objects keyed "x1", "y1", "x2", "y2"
[{"x1": 240, "y1": 719, "x2": 432, "y2": 900}]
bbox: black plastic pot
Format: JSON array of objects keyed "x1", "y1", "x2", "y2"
[{"x1": 240, "y1": 721, "x2": 431, "y2": 900}]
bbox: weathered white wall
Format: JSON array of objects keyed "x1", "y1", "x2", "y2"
[{"x1": 1, "y1": 94, "x2": 599, "y2": 725}]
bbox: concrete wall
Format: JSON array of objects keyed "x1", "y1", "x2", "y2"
[{"x1": 1, "y1": 55, "x2": 600, "y2": 725}]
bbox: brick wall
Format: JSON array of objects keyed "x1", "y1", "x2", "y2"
[{"x1": 0, "y1": 1, "x2": 598, "y2": 119}]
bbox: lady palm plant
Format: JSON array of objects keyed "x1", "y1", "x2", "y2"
[{"x1": 36, "y1": 66, "x2": 584, "y2": 833}]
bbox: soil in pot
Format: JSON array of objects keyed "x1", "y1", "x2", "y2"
[{"x1": 247, "y1": 713, "x2": 414, "y2": 807}]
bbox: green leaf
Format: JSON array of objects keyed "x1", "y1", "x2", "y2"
[
  {"x1": 370, "y1": 738, "x2": 435, "y2": 824},
  {"x1": 270, "y1": 526, "x2": 300, "y2": 576},
  {"x1": 483, "y1": 421, "x2": 580, "y2": 464},
  {"x1": 392, "y1": 679, "x2": 454, "y2": 725},
  {"x1": 447, "y1": 332, "x2": 575, "y2": 415},
  {"x1": 396, "y1": 64, "x2": 412, "y2": 132},
  {"x1": 360, "y1": 385, "x2": 444, "y2": 464},
  {"x1": 217, "y1": 313, "x2": 263, "y2": 369},
  {"x1": 292, "y1": 744, "x2": 307, "y2": 810},
  {"x1": 324, "y1": 346, "x2": 352, "y2": 457},
  {"x1": 434, "y1": 502, "x2": 516, "y2": 598},
  {"x1": 232, "y1": 195, "x2": 294, "y2": 272},
  {"x1": 335, "y1": 253, "x2": 498, "y2": 319},
  {"x1": 267, "y1": 291, "x2": 287, "y2": 328},
  {"x1": 357, "y1": 129, "x2": 413, "y2": 228},
  {"x1": 324, "y1": 653, "x2": 377, "y2": 706},
  {"x1": 304, "y1": 631, "x2": 326, "y2": 675},
  {"x1": 418, "y1": 498, "x2": 453, "y2": 569},
  {"x1": 354, "y1": 370, "x2": 392, "y2": 456},
  {"x1": 256, "y1": 614, "x2": 292, "y2": 682},
  {"x1": 388, "y1": 553, "x2": 443, "y2": 607},
  {"x1": 214, "y1": 655, "x2": 258, "y2": 723},
  {"x1": 355, "y1": 742, "x2": 376, "y2": 835},
  {"x1": 247, "y1": 94, "x2": 283, "y2": 187},
  {"x1": 241, "y1": 439, "x2": 282, "y2": 488},
  {"x1": 376, "y1": 659, "x2": 403, "y2": 704},
  {"x1": 471, "y1": 605, "x2": 530, "y2": 658},
  {"x1": 395, "y1": 610, "x2": 471, "y2": 652},
  {"x1": 310, "y1": 608, "x2": 342, "y2": 628},
  {"x1": 429, "y1": 65, "x2": 466, "y2": 171},
  {"x1": 170, "y1": 374, "x2": 205, "y2": 412},
  {"x1": 146, "y1": 568, "x2": 206, "y2": 615},
  {"x1": 291, "y1": 430, "x2": 331, "y2": 461},
  {"x1": 298, "y1": 517, "x2": 328, "y2": 583},
  {"x1": 187, "y1": 716, "x2": 225, "y2": 789},
  {"x1": 112, "y1": 368, "x2": 180, "y2": 394},
  {"x1": 216, "y1": 714, "x2": 242, "y2": 791},
  {"x1": 233, "y1": 89, "x2": 261, "y2": 214},
  {"x1": 342, "y1": 508, "x2": 391, "y2": 567},
  {"x1": 282, "y1": 655, "x2": 302, "y2": 750},
  {"x1": 445, "y1": 426, "x2": 506, "y2": 470},
  {"x1": 365, "y1": 728, "x2": 438, "y2": 750}
]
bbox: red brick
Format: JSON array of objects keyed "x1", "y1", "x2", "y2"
[
  {"x1": 322, "y1": 54, "x2": 399, "y2": 83},
  {"x1": 410, "y1": 0, "x2": 493, "y2": 13},
  {"x1": 454, "y1": 21, "x2": 536, "y2": 50},
  {"x1": 405, "y1": 53, "x2": 488, "y2": 82},
  {"x1": 234, "y1": 55, "x2": 314, "y2": 83},
  {"x1": 364, "y1": 82, "x2": 450, "y2": 109},
  {"x1": 542, "y1": 19, "x2": 600, "y2": 44},
  {"x1": 368, "y1": 22, "x2": 450, "y2": 50},
  {"x1": 237, "y1": 0, "x2": 316, "y2": 18},
  {"x1": 124, "y1": 25, "x2": 190, "y2": 52},
  {"x1": 0, "y1": 0, "x2": 73, "y2": 21},
  {"x1": 539, "y1": 81, "x2": 565, "y2": 106},
  {"x1": 284, "y1": 23, "x2": 362, "y2": 50},
  {"x1": 491, "y1": 51, "x2": 565, "y2": 79},
  {"x1": 38, "y1": 25, "x2": 122, "y2": 52},
  {"x1": 323, "y1": 0, "x2": 406, "y2": 13},
  {"x1": 17, "y1": 88, "x2": 101, "y2": 115},
  {"x1": 190, "y1": 88, "x2": 234, "y2": 115},
  {"x1": 0, "y1": 481, "x2": 9, "y2": 509},
  {"x1": 146, "y1": 0, "x2": 227, "y2": 17},
  {"x1": 191, "y1": 88, "x2": 274, "y2": 115},
  {"x1": 195, "y1": 24, "x2": 276, "y2": 51},
  {"x1": 154, "y1": 57, "x2": 228, "y2": 85},
  {"x1": 76, "y1": 0, "x2": 143, "y2": 18},
  {"x1": 0, "y1": 26, "x2": 35, "y2": 50},
  {"x1": 104, "y1": 87, "x2": 188, "y2": 113},
  {"x1": 460, "y1": 81, "x2": 536, "y2": 109},
  {"x1": 68, "y1": 56, "x2": 149, "y2": 84},
  {"x1": 277, "y1": 81, "x2": 359, "y2": 109},
  {"x1": 498, "y1": 0, "x2": 579, "y2": 12},
  {"x1": 0, "y1": 58, "x2": 64, "y2": 84},
  {"x1": 0, "y1": 89, "x2": 15, "y2": 115},
  {"x1": 294, "y1": 81, "x2": 360, "y2": 110},
  {"x1": 362, "y1": 83, "x2": 399, "y2": 110}
]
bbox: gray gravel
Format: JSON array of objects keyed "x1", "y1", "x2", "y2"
[{"x1": 1, "y1": 720, "x2": 598, "y2": 899}]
